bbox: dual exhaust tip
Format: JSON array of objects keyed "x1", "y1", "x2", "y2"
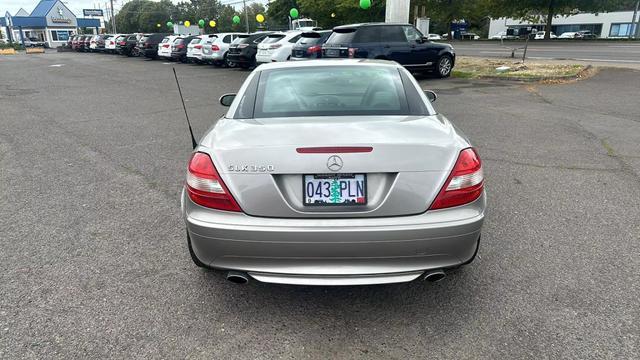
[{"x1": 225, "y1": 270, "x2": 446, "y2": 285}]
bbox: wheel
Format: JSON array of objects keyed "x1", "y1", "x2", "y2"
[
  {"x1": 224, "y1": 53, "x2": 236, "y2": 68},
  {"x1": 437, "y1": 54, "x2": 453, "y2": 78},
  {"x1": 187, "y1": 232, "x2": 207, "y2": 268}
]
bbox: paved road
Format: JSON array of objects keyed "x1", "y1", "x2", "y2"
[
  {"x1": 1, "y1": 53, "x2": 639, "y2": 359},
  {"x1": 452, "y1": 40, "x2": 640, "y2": 64}
]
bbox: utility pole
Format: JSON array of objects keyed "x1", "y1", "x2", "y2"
[
  {"x1": 630, "y1": 1, "x2": 639, "y2": 39},
  {"x1": 243, "y1": 0, "x2": 249, "y2": 33},
  {"x1": 110, "y1": 0, "x2": 116, "y2": 33},
  {"x1": 634, "y1": 1, "x2": 640, "y2": 39}
]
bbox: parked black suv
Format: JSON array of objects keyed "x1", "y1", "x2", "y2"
[
  {"x1": 322, "y1": 23, "x2": 456, "y2": 77},
  {"x1": 227, "y1": 32, "x2": 273, "y2": 69},
  {"x1": 291, "y1": 30, "x2": 332, "y2": 60},
  {"x1": 141, "y1": 33, "x2": 169, "y2": 59},
  {"x1": 119, "y1": 34, "x2": 139, "y2": 56},
  {"x1": 170, "y1": 35, "x2": 197, "y2": 62}
]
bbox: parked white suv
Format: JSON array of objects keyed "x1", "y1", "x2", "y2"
[
  {"x1": 157, "y1": 35, "x2": 180, "y2": 59},
  {"x1": 201, "y1": 33, "x2": 244, "y2": 67},
  {"x1": 256, "y1": 31, "x2": 302, "y2": 64},
  {"x1": 104, "y1": 33, "x2": 123, "y2": 53},
  {"x1": 187, "y1": 35, "x2": 215, "y2": 63}
]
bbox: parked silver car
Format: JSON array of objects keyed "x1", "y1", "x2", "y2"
[
  {"x1": 201, "y1": 32, "x2": 244, "y2": 66},
  {"x1": 182, "y1": 59, "x2": 486, "y2": 286}
]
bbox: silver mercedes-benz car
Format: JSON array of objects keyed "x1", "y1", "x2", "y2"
[{"x1": 182, "y1": 59, "x2": 486, "y2": 286}]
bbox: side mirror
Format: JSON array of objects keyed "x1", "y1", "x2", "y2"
[
  {"x1": 420, "y1": 36, "x2": 429, "y2": 43},
  {"x1": 423, "y1": 90, "x2": 437, "y2": 103},
  {"x1": 219, "y1": 93, "x2": 236, "y2": 107}
]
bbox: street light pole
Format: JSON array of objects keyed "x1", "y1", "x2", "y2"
[
  {"x1": 634, "y1": 0, "x2": 640, "y2": 39},
  {"x1": 243, "y1": 0, "x2": 249, "y2": 33},
  {"x1": 630, "y1": 1, "x2": 639, "y2": 39},
  {"x1": 110, "y1": 0, "x2": 116, "y2": 33}
]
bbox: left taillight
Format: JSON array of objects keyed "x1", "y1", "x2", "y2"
[
  {"x1": 429, "y1": 148, "x2": 484, "y2": 210},
  {"x1": 186, "y1": 152, "x2": 242, "y2": 212}
]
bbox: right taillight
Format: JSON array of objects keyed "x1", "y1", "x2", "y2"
[
  {"x1": 429, "y1": 148, "x2": 484, "y2": 210},
  {"x1": 307, "y1": 45, "x2": 321, "y2": 54},
  {"x1": 211, "y1": 44, "x2": 220, "y2": 51},
  {"x1": 186, "y1": 152, "x2": 242, "y2": 212},
  {"x1": 348, "y1": 47, "x2": 358, "y2": 58}
]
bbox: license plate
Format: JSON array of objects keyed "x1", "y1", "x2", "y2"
[
  {"x1": 258, "y1": 49, "x2": 268, "y2": 55},
  {"x1": 324, "y1": 49, "x2": 339, "y2": 57},
  {"x1": 303, "y1": 174, "x2": 366, "y2": 206}
]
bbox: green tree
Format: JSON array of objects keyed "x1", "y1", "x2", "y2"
[{"x1": 266, "y1": 0, "x2": 299, "y2": 28}]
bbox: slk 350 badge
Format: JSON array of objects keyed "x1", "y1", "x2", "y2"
[{"x1": 228, "y1": 165, "x2": 275, "y2": 172}]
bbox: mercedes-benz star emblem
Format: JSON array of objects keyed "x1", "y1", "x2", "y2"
[{"x1": 327, "y1": 155, "x2": 343, "y2": 172}]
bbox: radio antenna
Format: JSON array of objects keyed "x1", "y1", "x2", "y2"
[{"x1": 172, "y1": 67, "x2": 198, "y2": 149}]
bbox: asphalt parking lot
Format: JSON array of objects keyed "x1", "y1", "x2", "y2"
[{"x1": 1, "y1": 53, "x2": 639, "y2": 359}]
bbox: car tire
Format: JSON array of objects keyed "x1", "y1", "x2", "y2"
[
  {"x1": 187, "y1": 232, "x2": 208, "y2": 268},
  {"x1": 437, "y1": 54, "x2": 453, "y2": 78},
  {"x1": 224, "y1": 54, "x2": 236, "y2": 68}
]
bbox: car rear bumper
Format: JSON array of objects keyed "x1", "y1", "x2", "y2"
[
  {"x1": 182, "y1": 190, "x2": 486, "y2": 285},
  {"x1": 226, "y1": 53, "x2": 251, "y2": 64},
  {"x1": 187, "y1": 52, "x2": 203, "y2": 60},
  {"x1": 202, "y1": 51, "x2": 224, "y2": 60}
]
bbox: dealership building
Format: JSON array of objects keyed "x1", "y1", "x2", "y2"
[
  {"x1": 489, "y1": 11, "x2": 639, "y2": 39},
  {"x1": 0, "y1": 0, "x2": 101, "y2": 47}
]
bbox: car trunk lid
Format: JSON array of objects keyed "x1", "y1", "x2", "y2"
[{"x1": 199, "y1": 115, "x2": 462, "y2": 218}]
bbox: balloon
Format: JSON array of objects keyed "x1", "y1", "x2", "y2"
[
  {"x1": 359, "y1": 0, "x2": 371, "y2": 9},
  {"x1": 256, "y1": 14, "x2": 265, "y2": 23},
  {"x1": 184, "y1": 20, "x2": 191, "y2": 27},
  {"x1": 331, "y1": 13, "x2": 336, "y2": 18},
  {"x1": 198, "y1": 19, "x2": 205, "y2": 27},
  {"x1": 209, "y1": 20, "x2": 216, "y2": 28},
  {"x1": 166, "y1": 21, "x2": 173, "y2": 28},
  {"x1": 156, "y1": 23, "x2": 161, "y2": 28},
  {"x1": 289, "y1": 8, "x2": 299, "y2": 19},
  {"x1": 232, "y1": 15, "x2": 240, "y2": 24}
]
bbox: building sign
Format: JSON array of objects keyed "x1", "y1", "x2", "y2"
[
  {"x1": 50, "y1": 6, "x2": 71, "y2": 23},
  {"x1": 83, "y1": 9, "x2": 103, "y2": 17}
]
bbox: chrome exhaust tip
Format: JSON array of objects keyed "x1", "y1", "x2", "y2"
[
  {"x1": 423, "y1": 270, "x2": 446, "y2": 282},
  {"x1": 226, "y1": 271, "x2": 250, "y2": 284}
]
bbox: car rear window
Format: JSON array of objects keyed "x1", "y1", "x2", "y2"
[
  {"x1": 190, "y1": 38, "x2": 201, "y2": 44},
  {"x1": 232, "y1": 35, "x2": 250, "y2": 44},
  {"x1": 325, "y1": 28, "x2": 356, "y2": 45},
  {"x1": 252, "y1": 66, "x2": 410, "y2": 118},
  {"x1": 263, "y1": 35, "x2": 285, "y2": 44},
  {"x1": 173, "y1": 38, "x2": 184, "y2": 44}
]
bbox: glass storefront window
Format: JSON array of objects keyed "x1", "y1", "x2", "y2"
[{"x1": 609, "y1": 23, "x2": 636, "y2": 37}]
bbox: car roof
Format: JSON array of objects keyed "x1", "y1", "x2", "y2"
[
  {"x1": 255, "y1": 58, "x2": 402, "y2": 71},
  {"x1": 333, "y1": 22, "x2": 411, "y2": 30}
]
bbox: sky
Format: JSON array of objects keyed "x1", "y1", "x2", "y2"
[{"x1": 1, "y1": 0, "x2": 263, "y2": 18}]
